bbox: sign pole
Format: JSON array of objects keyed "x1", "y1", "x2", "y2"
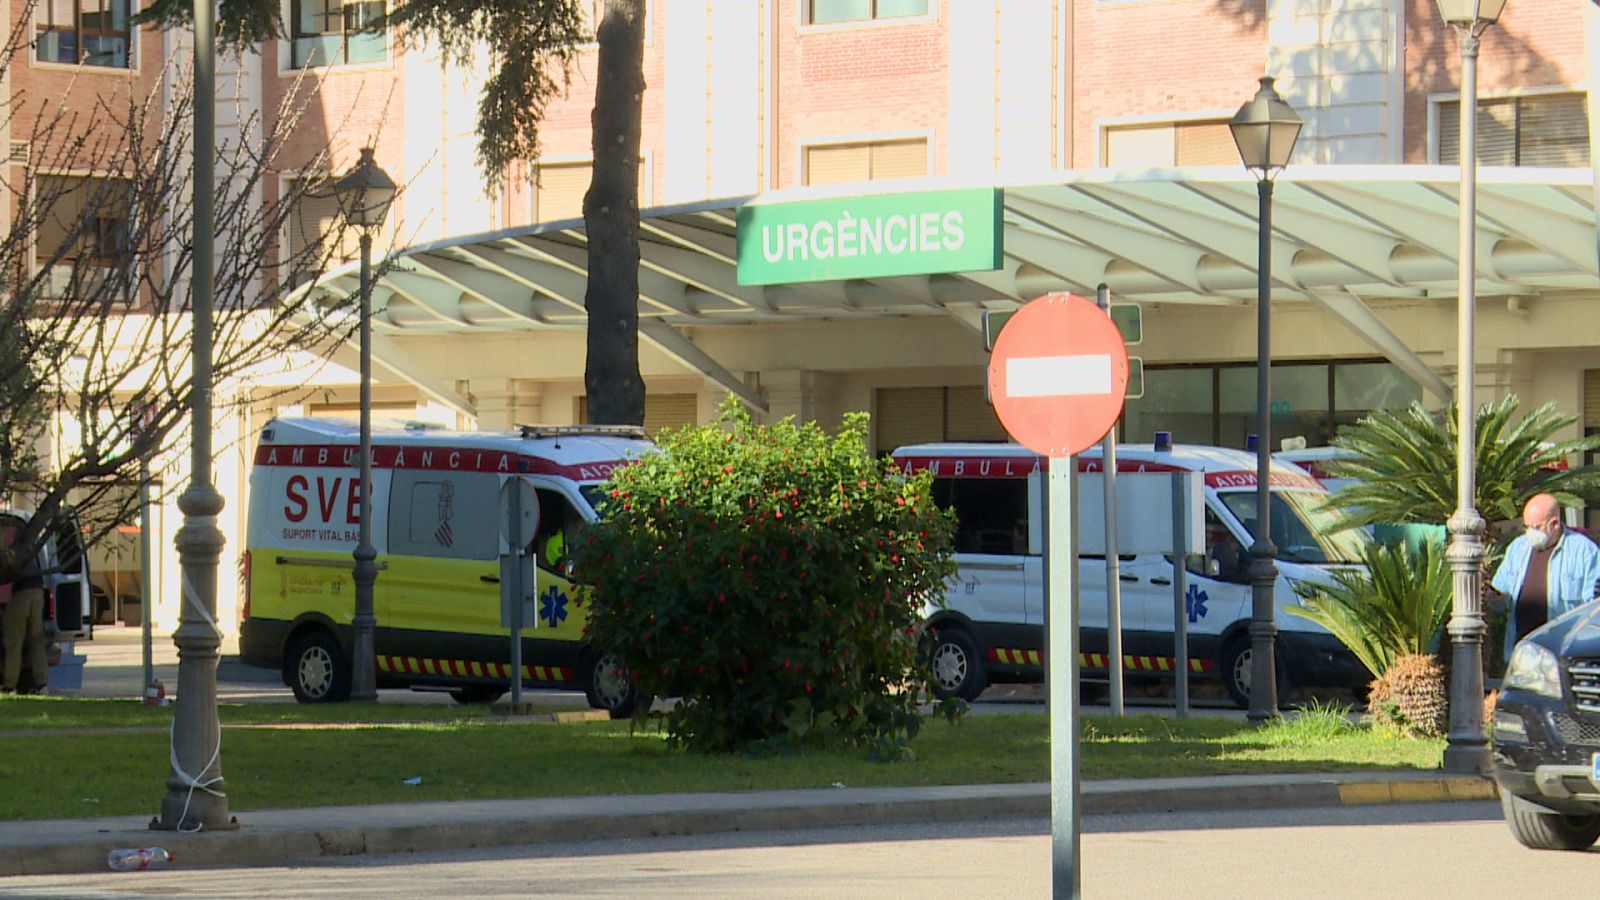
[
  {"x1": 1047, "y1": 455, "x2": 1081, "y2": 899},
  {"x1": 1096, "y1": 284, "x2": 1124, "y2": 717},
  {"x1": 985, "y1": 292, "x2": 1129, "y2": 900},
  {"x1": 508, "y1": 485, "x2": 524, "y2": 706},
  {"x1": 1172, "y1": 472, "x2": 1190, "y2": 718}
]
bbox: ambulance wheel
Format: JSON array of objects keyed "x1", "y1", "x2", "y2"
[
  {"x1": 584, "y1": 652, "x2": 641, "y2": 719},
  {"x1": 1221, "y1": 635, "x2": 1290, "y2": 711},
  {"x1": 928, "y1": 627, "x2": 987, "y2": 702},
  {"x1": 450, "y1": 686, "x2": 505, "y2": 705},
  {"x1": 287, "y1": 630, "x2": 352, "y2": 704}
]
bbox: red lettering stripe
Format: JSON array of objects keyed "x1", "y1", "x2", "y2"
[{"x1": 255, "y1": 442, "x2": 636, "y2": 483}]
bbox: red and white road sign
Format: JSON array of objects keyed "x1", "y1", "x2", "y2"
[{"x1": 988, "y1": 292, "x2": 1130, "y2": 457}]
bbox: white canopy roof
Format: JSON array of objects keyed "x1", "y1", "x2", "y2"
[{"x1": 291, "y1": 165, "x2": 1600, "y2": 414}]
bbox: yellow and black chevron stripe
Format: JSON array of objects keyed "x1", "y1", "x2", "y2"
[
  {"x1": 377, "y1": 655, "x2": 574, "y2": 682},
  {"x1": 988, "y1": 648, "x2": 1214, "y2": 673}
]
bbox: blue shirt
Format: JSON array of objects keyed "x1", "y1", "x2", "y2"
[{"x1": 1491, "y1": 529, "x2": 1600, "y2": 661}]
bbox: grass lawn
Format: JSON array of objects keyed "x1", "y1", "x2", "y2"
[{"x1": 0, "y1": 697, "x2": 1445, "y2": 822}]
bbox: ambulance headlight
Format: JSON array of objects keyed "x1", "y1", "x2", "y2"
[{"x1": 1503, "y1": 642, "x2": 1561, "y2": 699}]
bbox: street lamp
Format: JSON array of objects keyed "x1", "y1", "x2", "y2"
[
  {"x1": 334, "y1": 147, "x2": 395, "y2": 703},
  {"x1": 155, "y1": 0, "x2": 233, "y2": 832},
  {"x1": 1229, "y1": 76, "x2": 1302, "y2": 725},
  {"x1": 1437, "y1": 0, "x2": 1505, "y2": 775}
]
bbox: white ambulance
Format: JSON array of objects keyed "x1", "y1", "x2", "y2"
[
  {"x1": 892, "y1": 441, "x2": 1370, "y2": 707},
  {"x1": 239, "y1": 417, "x2": 650, "y2": 713}
]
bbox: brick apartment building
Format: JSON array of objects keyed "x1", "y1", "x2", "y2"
[{"x1": 17, "y1": 0, "x2": 1600, "y2": 633}]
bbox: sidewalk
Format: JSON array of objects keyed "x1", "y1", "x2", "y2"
[{"x1": 0, "y1": 770, "x2": 1498, "y2": 877}]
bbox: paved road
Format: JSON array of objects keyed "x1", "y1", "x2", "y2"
[{"x1": 5, "y1": 800, "x2": 1577, "y2": 898}]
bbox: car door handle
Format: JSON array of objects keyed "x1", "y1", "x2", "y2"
[
  {"x1": 1150, "y1": 577, "x2": 1172, "y2": 586},
  {"x1": 480, "y1": 575, "x2": 500, "y2": 584},
  {"x1": 1119, "y1": 575, "x2": 1140, "y2": 583}
]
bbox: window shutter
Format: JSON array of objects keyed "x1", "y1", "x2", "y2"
[
  {"x1": 1519, "y1": 93, "x2": 1590, "y2": 167},
  {"x1": 532, "y1": 163, "x2": 592, "y2": 224},
  {"x1": 944, "y1": 385, "x2": 1008, "y2": 443},
  {"x1": 869, "y1": 139, "x2": 929, "y2": 180},
  {"x1": 643, "y1": 393, "x2": 697, "y2": 436},
  {"x1": 874, "y1": 387, "x2": 945, "y2": 455},
  {"x1": 1174, "y1": 121, "x2": 1238, "y2": 166},
  {"x1": 1440, "y1": 96, "x2": 1523, "y2": 164},
  {"x1": 805, "y1": 144, "x2": 872, "y2": 186},
  {"x1": 1586, "y1": 370, "x2": 1600, "y2": 428},
  {"x1": 1104, "y1": 125, "x2": 1177, "y2": 167}
]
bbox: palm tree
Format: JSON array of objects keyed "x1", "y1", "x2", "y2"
[
  {"x1": 1323, "y1": 396, "x2": 1600, "y2": 533},
  {"x1": 1289, "y1": 540, "x2": 1452, "y2": 735}
]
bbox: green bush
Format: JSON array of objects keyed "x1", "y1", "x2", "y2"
[{"x1": 574, "y1": 398, "x2": 958, "y2": 755}]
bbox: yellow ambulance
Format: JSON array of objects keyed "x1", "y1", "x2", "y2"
[{"x1": 239, "y1": 417, "x2": 649, "y2": 713}]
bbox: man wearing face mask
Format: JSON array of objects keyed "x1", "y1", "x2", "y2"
[{"x1": 1490, "y1": 492, "x2": 1600, "y2": 665}]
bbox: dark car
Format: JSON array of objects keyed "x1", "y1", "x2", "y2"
[{"x1": 1492, "y1": 600, "x2": 1600, "y2": 850}]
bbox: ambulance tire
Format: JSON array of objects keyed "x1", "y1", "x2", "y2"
[
  {"x1": 449, "y1": 686, "x2": 505, "y2": 705},
  {"x1": 583, "y1": 652, "x2": 641, "y2": 719},
  {"x1": 928, "y1": 627, "x2": 987, "y2": 702},
  {"x1": 287, "y1": 630, "x2": 352, "y2": 704},
  {"x1": 1220, "y1": 635, "x2": 1290, "y2": 711}
]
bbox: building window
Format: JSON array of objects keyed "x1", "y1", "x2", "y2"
[
  {"x1": 530, "y1": 159, "x2": 647, "y2": 224},
  {"x1": 1120, "y1": 360, "x2": 1422, "y2": 450},
  {"x1": 36, "y1": 175, "x2": 133, "y2": 299},
  {"x1": 803, "y1": 138, "x2": 928, "y2": 186},
  {"x1": 873, "y1": 386, "x2": 1005, "y2": 455},
  {"x1": 1437, "y1": 92, "x2": 1589, "y2": 167},
  {"x1": 284, "y1": 178, "x2": 360, "y2": 283},
  {"x1": 36, "y1": 0, "x2": 132, "y2": 68},
  {"x1": 807, "y1": 0, "x2": 927, "y2": 25},
  {"x1": 291, "y1": 0, "x2": 386, "y2": 69},
  {"x1": 1102, "y1": 120, "x2": 1237, "y2": 167}
]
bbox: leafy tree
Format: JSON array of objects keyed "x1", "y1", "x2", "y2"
[
  {"x1": 1323, "y1": 396, "x2": 1600, "y2": 533},
  {"x1": 574, "y1": 398, "x2": 959, "y2": 756},
  {"x1": 139, "y1": 0, "x2": 650, "y2": 426},
  {"x1": 382, "y1": 0, "x2": 646, "y2": 425},
  {"x1": 0, "y1": 30, "x2": 360, "y2": 571}
]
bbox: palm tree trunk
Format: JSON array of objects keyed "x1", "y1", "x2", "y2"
[{"x1": 583, "y1": 0, "x2": 646, "y2": 426}]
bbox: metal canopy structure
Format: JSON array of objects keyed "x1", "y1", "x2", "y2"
[{"x1": 290, "y1": 165, "x2": 1600, "y2": 414}]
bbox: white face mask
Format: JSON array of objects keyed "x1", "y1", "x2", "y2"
[{"x1": 1526, "y1": 527, "x2": 1551, "y2": 551}]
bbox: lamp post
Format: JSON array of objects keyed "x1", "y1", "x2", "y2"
[
  {"x1": 154, "y1": 0, "x2": 233, "y2": 832},
  {"x1": 333, "y1": 147, "x2": 396, "y2": 703},
  {"x1": 1229, "y1": 76, "x2": 1302, "y2": 725},
  {"x1": 1438, "y1": 0, "x2": 1505, "y2": 775}
]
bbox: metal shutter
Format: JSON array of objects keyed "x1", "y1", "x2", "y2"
[
  {"x1": 944, "y1": 385, "x2": 1007, "y2": 442},
  {"x1": 874, "y1": 387, "x2": 945, "y2": 455},
  {"x1": 805, "y1": 144, "x2": 872, "y2": 186},
  {"x1": 532, "y1": 163, "x2": 591, "y2": 223},
  {"x1": 869, "y1": 139, "x2": 929, "y2": 180},
  {"x1": 1438, "y1": 97, "x2": 1520, "y2": 166},
  {"x1": 1519, "y1": 93, "x2": 1590, "y2": 167},
  {"x1": 1174, "y1": 121, "x2": 1237, "y2": 166},
  {"x1": 287, "y1": 181, "x2": 358, "y2": 266},
  {"x1": 643, "y1": 393, "x2": 697, "y2": 436},
  {"x1": 1586, "y1": 371, "x2": 1600, "y2": 428}
]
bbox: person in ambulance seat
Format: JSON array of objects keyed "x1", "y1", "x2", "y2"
[{"x1": 530, "y1": 489, "x2": 581, "y2": 579}]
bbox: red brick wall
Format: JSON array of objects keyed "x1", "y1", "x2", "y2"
[
  {"x1": 773, "y1": 0, "x2": 948, "y2": 187},
  {"x1": 1403, "y1": 0, "x2": 1587, "y2": 164},
  {"x1": 1071, "y1": 0, "x2": 1268, "y2": 169}
]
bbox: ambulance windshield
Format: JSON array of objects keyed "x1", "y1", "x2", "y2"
[{"x1": 1216, "y1": 488, "x2": 1367, "y2": 565}]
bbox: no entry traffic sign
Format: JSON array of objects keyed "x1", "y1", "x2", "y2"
[{"x1": 988, "y1": 292, "x2": 1130, "y2": 457}]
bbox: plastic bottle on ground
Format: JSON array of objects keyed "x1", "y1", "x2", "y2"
[{"x1": 106, "y1": 847, "x2": 173, "y2": 871}]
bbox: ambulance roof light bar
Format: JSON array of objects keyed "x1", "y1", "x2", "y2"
[{"x1": 516, "y1": 423, "x2": 649, "y2": 440}]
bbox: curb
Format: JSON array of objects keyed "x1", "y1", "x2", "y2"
[{"x1": 0, "y1": 774, "x2": 1498, "y2": 878}]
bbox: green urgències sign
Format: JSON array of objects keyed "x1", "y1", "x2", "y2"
[{"x1": 735, "y1": 188, "x2": 1003, "y2": 285}]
